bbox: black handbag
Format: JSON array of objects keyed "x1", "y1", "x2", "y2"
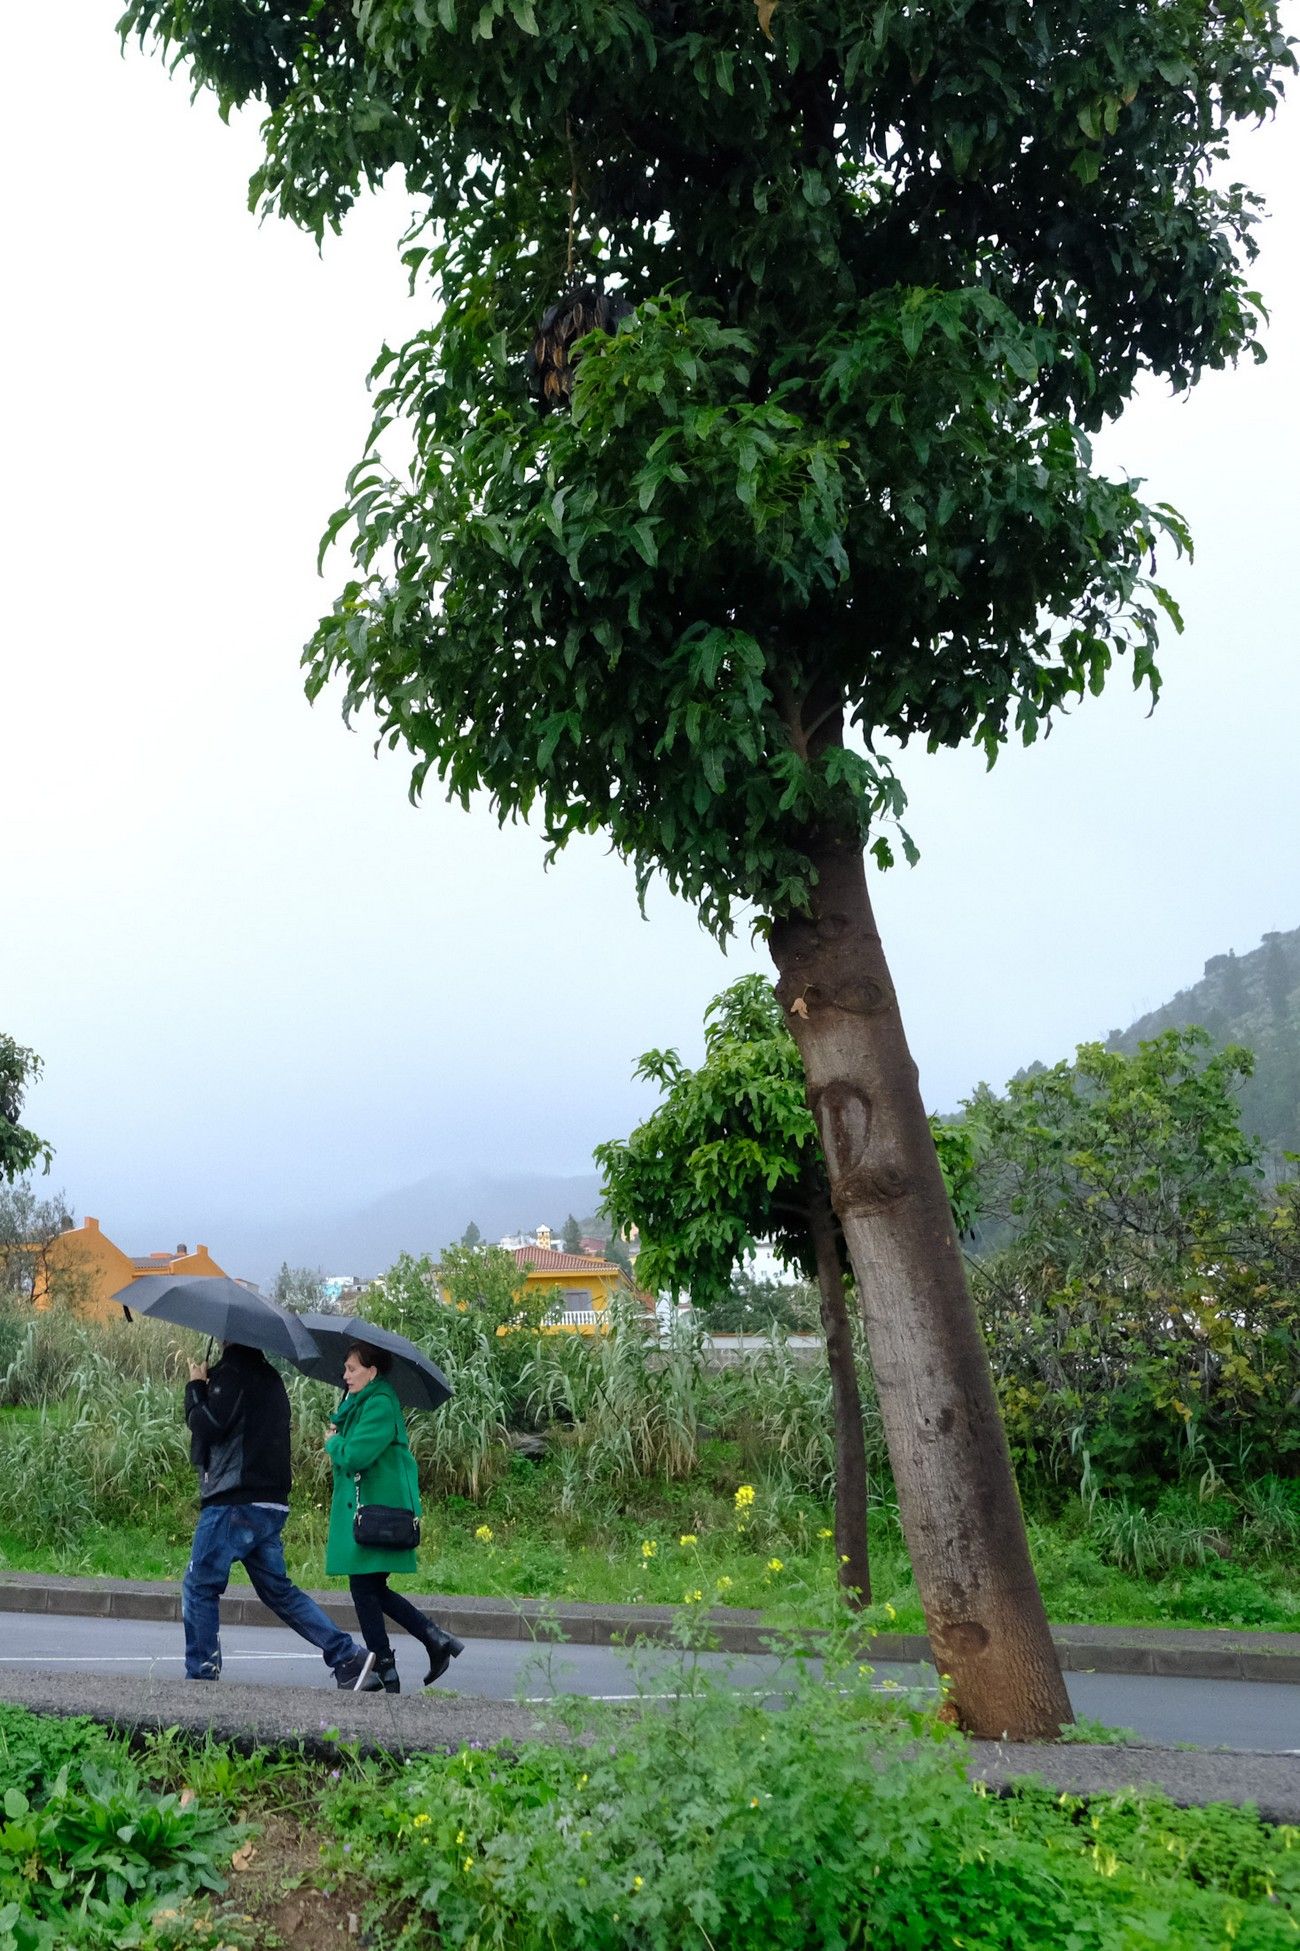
[{"x1": 353, "y1": 1474, "x2": 420, "y2": 1551}]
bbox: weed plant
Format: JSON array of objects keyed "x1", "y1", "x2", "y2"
[{"x1": 0, "y1": 1706, "x2": 248, "y2": 1951}]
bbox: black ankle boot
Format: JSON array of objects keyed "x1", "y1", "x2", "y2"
[
  {"x1": 420, "y1": 1619, "x2": 464, "y2": 1687},
  {"x1": 375, "y1": 1655, "x2": 400, "y2": 1695}
]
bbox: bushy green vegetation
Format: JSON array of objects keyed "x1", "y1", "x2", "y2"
[
  {"x1": 964, "y1": 1029, "x2": 1300, "y2": 1492},
  {"x1": 0, "y1": 1278, "x2": 1296, "y2": 1631},
  {"x1": 325, "y1": 1662, "x2": 1300, "y2": 1951},
  {"x1": 1, "y1": 1678, "x2": 1298, "y2": 1950}
]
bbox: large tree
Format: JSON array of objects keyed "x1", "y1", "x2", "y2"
[
  {"x1": 597, "y1": 973, "x2": 873, "y2": 1605},
  {"x1": 121, "y1": 0, "x2": 1290, "y2": 1735}
]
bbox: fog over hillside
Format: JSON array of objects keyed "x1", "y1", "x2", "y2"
[
  {"x1": 1105, "y1": 924, "x2": 1300, "y2": 1166},
  {"x1": 207, "y1": 1169, "x2": 604, "y2": 1286}
]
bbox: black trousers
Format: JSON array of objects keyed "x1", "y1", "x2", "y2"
[{"x1": 348, "y1": 1573, "x2": 429, "y2": 1659}]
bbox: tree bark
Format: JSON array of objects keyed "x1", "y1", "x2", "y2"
[
  {"x1": 769, "y1": 813, "x2": 1073, "y2": 1740},
  {"x1": 806, "y1": 1189, "x2": 871, "y2": 1606}
]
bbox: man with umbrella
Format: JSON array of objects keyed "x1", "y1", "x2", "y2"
[{"x1": 184, "y1": 1343, "x2": 377, "y2": 1686}]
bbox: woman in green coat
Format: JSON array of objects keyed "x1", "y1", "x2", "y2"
[{"x1": 325, "y1": 1342, "x2": 463, "y2": 1694}]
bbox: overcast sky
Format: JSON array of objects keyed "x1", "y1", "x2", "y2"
[{"x1": 4, "y1": 4, "x2": 1297, "y2": 1261}]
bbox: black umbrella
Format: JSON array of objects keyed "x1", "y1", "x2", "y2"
[
  {"x1": 112, "y1": 1275, "x2": 318, "y2": 1363},
  {"x1": 287, "y1": 1313, "x2": 453, "y2": 1412}
]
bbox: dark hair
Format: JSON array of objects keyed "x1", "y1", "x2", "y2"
[{"x1": 347, "y1": 1340, "x2": 392, "y2": 1376}]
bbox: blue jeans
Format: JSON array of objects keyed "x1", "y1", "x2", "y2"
[{"x1": 182, "y1": 1504, "x2": 357, "y2": 1680}]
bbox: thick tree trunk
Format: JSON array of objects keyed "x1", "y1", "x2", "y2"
[
  {"x1": 806, "y1": 1190, "x2": 871, "y2": 1606},
  {"x1": 769, "y1": 823, "x2": 1072, "y2": 1740}
]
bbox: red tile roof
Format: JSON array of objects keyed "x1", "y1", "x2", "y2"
[{"x1": 510, "y1": 1247, "x2": 622, "y2": 1276}]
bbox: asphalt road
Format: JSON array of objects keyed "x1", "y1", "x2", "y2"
[{"x1": 0, "y1": 1611, "x2": 1297, "y2": 1751}]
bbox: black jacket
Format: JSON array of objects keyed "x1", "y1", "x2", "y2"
[{"x1": 184, "y1": 1344, "x2": 293, "y2": 1508}]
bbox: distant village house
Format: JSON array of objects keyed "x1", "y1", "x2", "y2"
[
  {"x1": 496, "y1": 1224, "x2": 650, "y2": 1332},
  {"x1": 31, "y1": 1217, "x2": 230, "y2": 1323}
]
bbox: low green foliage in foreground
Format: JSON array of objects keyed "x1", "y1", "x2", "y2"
[
  {"x1": 0, "y1": 1705, "x2": 246, "y2": 1951},
  {"x1": 324, "y1": 1661, "x2": 1300, "y2": 1951},
  {"x1": 0, "y1": 1670, "x2": 1297, "y2": 1950}
]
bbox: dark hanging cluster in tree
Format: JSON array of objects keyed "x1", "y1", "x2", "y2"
[{"x1": 526, "y1": 286, "x2": 632, "y2": 412}]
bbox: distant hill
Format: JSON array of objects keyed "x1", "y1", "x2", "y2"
[
  {"x1": 1104, "y1": 924, "x2": 1300, "y2": 1165},
  {"x1": 211, "y1": 1168, "x2": 605, "y2": 1287},
  {"x1": 316, "y1": 1167, "x2": 605, "y2": 1274}
]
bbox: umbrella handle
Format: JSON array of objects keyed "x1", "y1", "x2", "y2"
[
  {"x1": 122, "y1": 1307, "x2": 133, "y2": 1323},
  {"x1": 204, "y1": 1336, "x2": 215, "y2": 1364}
]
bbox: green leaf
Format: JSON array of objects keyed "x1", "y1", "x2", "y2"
[{"x1": 630, "y1": 520, "x2": 659, "y2": 567}]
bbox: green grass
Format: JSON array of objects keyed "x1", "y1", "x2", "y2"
[{"x1": 1, "y1": 1452, "x2": 1296, "y2": 1634}]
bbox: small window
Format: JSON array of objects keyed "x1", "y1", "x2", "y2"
[{"x1": 561, "y1": 1288, "x2": 593, "y2": 1314}]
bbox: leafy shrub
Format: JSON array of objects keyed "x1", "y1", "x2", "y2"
[
  {"x1": 966, "y1": 1033, "x2": 1300, "y2": 1494},
  {"x1": 325, "y1": 1661, "x2": 1300, "y2": 1951}
]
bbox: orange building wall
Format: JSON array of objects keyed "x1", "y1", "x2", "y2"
[{"x1": 32, "y1": 1219, "x2": 227, "y2": 1323}]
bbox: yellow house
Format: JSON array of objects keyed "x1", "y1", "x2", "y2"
[
  {"x1": 31, "y1": 1217, "x2": 228, "y2": 1323},
  {"x1": 507, "y1": 1244, "x2": 645, "y2": 1334}
]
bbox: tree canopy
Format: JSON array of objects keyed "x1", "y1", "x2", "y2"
[
  {"x1": 598, "y1": 973, "x2": 977, "y2": 1295},
  {"x1": 121, "y1": 0, "x2": 1292, "y2": 934},
  {"x1": 598, "y1": 975, "x2": 823, "y2": 1307}
]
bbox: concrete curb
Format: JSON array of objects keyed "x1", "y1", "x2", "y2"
[{"x1": 1, "y1": 1572, "x2": 1297, "y2": 1682}]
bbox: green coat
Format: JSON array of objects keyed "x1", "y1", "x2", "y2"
[{"x1": 324, "y1": 1376, "x2": 421, "y2": 1577}]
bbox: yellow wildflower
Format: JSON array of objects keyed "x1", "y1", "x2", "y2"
[
  {"x1": 817, "y1": 1528, "x2": 833, "y2": 1540},
  {"x1": 717, "y1": 1575, "x2": 733, "y2": 1591},
  {"x1": 884, "y1": 1602, "x2": 897, "y2": 1621},
  {"x1": 455, "y1": 1829, "x2": 465, "y2": 1844},
  {"x1": 679, "y1": 1533, "x2": 697, "y2": 1547},
  {"x1": 734, "y1": 1484, "x2": 755, "y2": 1510},
  {"x1": 632, "y1": 1876, "x2": 644, "y2": 1890},
  {"x1": 641, "y1": 1539, "x2": 657, "y2": 1560},
  {"x1": 474, "y1": 1524, "x2": 494, "y2": 1544},
  {"x1": 750, "y1": 1798, "x2": 760, "y2": 1809},
  {"x1": 766, "y1": 1558, "x2": 784, "y2": 1574},
  {"x1": 683, "y1": 1588, "x2": 705, "y2": 1604},
  {"x1": 413, "y1": 1814, "x2": 431, "y2": 1829},
  {"x1": 462, "y1": 1858, "x2": 474, "y2": 1872}
]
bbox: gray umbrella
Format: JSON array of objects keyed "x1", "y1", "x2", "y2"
[
  {"x1": 112, "y1": 1274, "x2": 318, "y2": 1362},
  {"x1": 287, "y1": 1313, "x2": 453, "y2": 1412}
]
